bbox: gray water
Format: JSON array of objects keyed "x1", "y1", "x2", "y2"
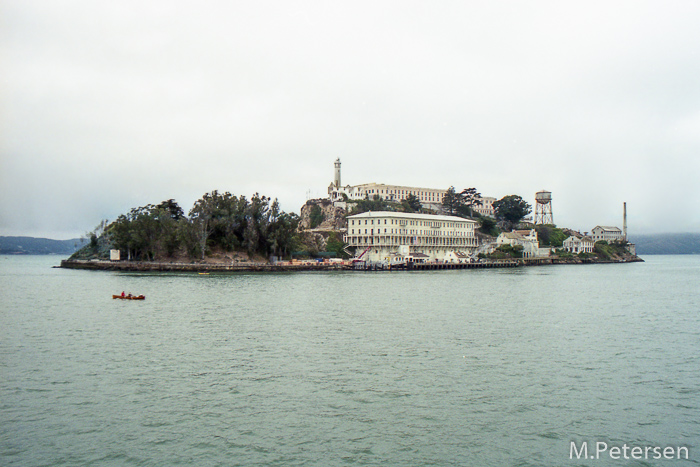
[{"x1": 1, "y1": 255, "x2": 699, "y2": 466}]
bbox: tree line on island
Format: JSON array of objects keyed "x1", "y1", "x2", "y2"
[{"x1": 79, "y1": 192, "x2": 301, "y2": 262}]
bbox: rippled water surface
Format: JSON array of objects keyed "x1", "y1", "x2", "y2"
[{"x1": 1, "y1": 255, "x2": 699, "y2": 466}]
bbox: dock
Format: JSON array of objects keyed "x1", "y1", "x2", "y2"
[{"x1": 352, "y1": 260, "x2": 520, "y2": 271}]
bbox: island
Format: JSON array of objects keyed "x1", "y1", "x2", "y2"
[{"x1": 60, "y1": 181, "x2": 643, "y2": 273}]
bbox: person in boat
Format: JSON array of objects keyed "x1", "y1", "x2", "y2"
[{"x1": 121, "y1": 291, "x2": 125, "y2": 297}]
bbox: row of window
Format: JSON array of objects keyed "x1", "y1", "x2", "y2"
[
  {"x1": 350, "y1": 229, "x2": 473, "y2": 236},
  {"x1": 350, "y1": 219, "x2": 471, "y2": 229},
  {"x1": 345, "y1": 237, "x2": 477, "y2": 246},
  {"x1": 363, "y1": 189, "x2": 444, "y2": 197}
]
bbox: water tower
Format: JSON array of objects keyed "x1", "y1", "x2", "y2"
[{"x1": 534, "y1": 190, "x2": 553, "y2": 225}]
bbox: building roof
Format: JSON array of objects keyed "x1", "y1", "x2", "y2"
[
  {"x1": 565, "y1": 235, "x2": 594, "y2": 243},
  {"x1": 500, "y1": 232, "x2": 524, "y2": 240},
  {"x1": 592, "y1": 225, "x2": 622, "y2": 232},
  {"x1": 563, "y1": 228, "x2": 583, "y2": 238},
  {"x1": 347, "y1": 211, "x2": 477, "y2": 223},
  {"x1": 351, "y1": 183, "x2": 446, "y2": 192}
]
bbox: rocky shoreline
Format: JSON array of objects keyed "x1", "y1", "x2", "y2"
[
  {"x1": 59, "y1": 259, "x2": 349, "y2": 272},
  {"x1": 59, "y1": 255, "x2": 643, "y2": 273}
]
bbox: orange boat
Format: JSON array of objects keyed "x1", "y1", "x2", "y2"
[{"x1": 112, "y1": 294, "x2": 145, "y2": 300}]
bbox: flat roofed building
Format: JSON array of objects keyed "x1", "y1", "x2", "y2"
[
  {"x1": 345, "y1": 211, "x2": 478, "y2": 263},
  {"x1": 331, "y1": 182, "x2": 447, "y2": 206},
  {"x1": 327, "y1": 159, "x2": 496, "y2": 216},
  {"x1": 330, "y1": 183, "x2": 497, "y2": 217}
]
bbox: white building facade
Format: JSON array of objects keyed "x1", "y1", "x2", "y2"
[
  {"x1": 473, "y1": 197, "x2": 496, "y2": 218},
  {"x1": 590, "y1": 226, "x2": 623, "y2": 242},
  {"x1": 345, "y1": 211, "x2": 478, "y2": 263},
  {"x1": 327, "y1": 159, "x2": 495, "y2": 216},
  {"x1": 330, "y1": 182, "x2": 448, "y2": 208},
  {"x1": 563, "y1": 235, "x2": 595, "y2": 253},
  {"x1": 495, "y1": 230, "x2": 541, "y2": 258}
]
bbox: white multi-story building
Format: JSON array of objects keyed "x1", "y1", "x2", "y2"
[
  {"x1": 495, "y1": 229, "x2": 541, "y2": 258},
  {"x1": 563, "y1": 234, "x2": 595, "y2": 253},
  {"x1": 345, "y1": 211, "x2": 478, "y2": 263},
  {"x1": 590, "y1": 226, "x2": 623, "y2": 242},
  {"x1": 330, "y1": 181, "x2": 448, "y2": 207},
  {"x1": 328, "y1": 158, "x2": 495, "y2": 216}
]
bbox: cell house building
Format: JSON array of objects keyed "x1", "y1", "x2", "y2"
[{"x1": 345, "y1": 211, "x2": 478, "y2": 263}]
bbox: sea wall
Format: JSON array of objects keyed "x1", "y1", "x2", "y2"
[
  {"x1": 60, "y1": 259, "x2": 349, "y2": 273},
  {"x1": 60, "y1": 255, "x2": 642, "y2": 273}
]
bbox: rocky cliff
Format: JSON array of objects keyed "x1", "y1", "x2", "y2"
[{"x1": 299, "y1": 199, "x2": 347, "y2": 230}]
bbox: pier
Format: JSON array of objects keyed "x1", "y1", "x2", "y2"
[{"x1": 351, "y1": 259, "x2": 520, "y2": 271}]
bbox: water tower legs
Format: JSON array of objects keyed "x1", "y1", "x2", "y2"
[{"x1": 534, "y1": 190, "x2": 554, "y2": 225}]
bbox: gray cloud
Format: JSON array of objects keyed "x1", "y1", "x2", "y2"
[{"x1": 2, "y1": 0, "x2": 699, "y2": 238}]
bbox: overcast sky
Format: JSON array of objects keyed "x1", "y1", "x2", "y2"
[{"x1": 2, "y1": 0, "x2": 699, "y2": 239}]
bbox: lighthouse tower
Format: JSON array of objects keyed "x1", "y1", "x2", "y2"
[{"x1": 334, "y1": 158, "x2": 341, "y2": 188}]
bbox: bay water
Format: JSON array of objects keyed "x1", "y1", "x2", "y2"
[{"x1": 1, "y1": 255, "x2": 699, "y2": 466}]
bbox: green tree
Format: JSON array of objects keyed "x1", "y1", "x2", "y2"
[
  {"x1": 477, "y1": 215, "x2": 499, "y2": 237},
  {"x1": 401, "y1": 193, "x2": 422, "y2": 213},
  {"x1": 243, "y1": 193, "x2": 271, "y2": 254},
  {"x1": 100, "y1": 191, "x2": 302, "y2": 262},
  {"x1": 82, "y1": 219, "x2": 109, "y2": 251},
  {"x1": 350, "y1": 194, "x2": 390, "y2": 215},
  {"x1": 267, "y1": 201, "x2": 300, "y2": 257},
  {"x1": 460, "y1": 187, "x2": 482, "y2": 217},
  {"x1": 495, "y1": 244, "x2": 523, "y2": 258},
  {"x1": 534, "y1": 225, "x2": 567, "y2": 247},
  {"x1": 189, "y1": 192, "x2": 223, "y2": 259},
  {"x1": 325, "y1": 231, "x2": 348, "y2": 258},
  {"x1": 110, "y1": 204, "x2": 175, "y2": 260},
  {"x1": 309, "y1": 204, "x2": 325, "y2": 228},
  {"x1": 157, "y1": 199, "x2": 185, "y2": 220},
  {"x1": 441, "y1": 186, "x2": 463, "y2": 215},
  {"x1": 189, "y1": 191, "x2": 249, "y2": 255},
  {"x1": 493, "y1": 195, "x2": 531, "y2": 230},
  {"x1": 152, "y1": 206, "x2": 180, "y2": 257}
]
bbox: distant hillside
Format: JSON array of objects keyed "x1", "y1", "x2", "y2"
[
  {"x1": 632, "y1": 233, "x2": 700, "y2": 255},
  {"x1": 0, "y1": 236, "x2": 87, "y2": 255}
]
